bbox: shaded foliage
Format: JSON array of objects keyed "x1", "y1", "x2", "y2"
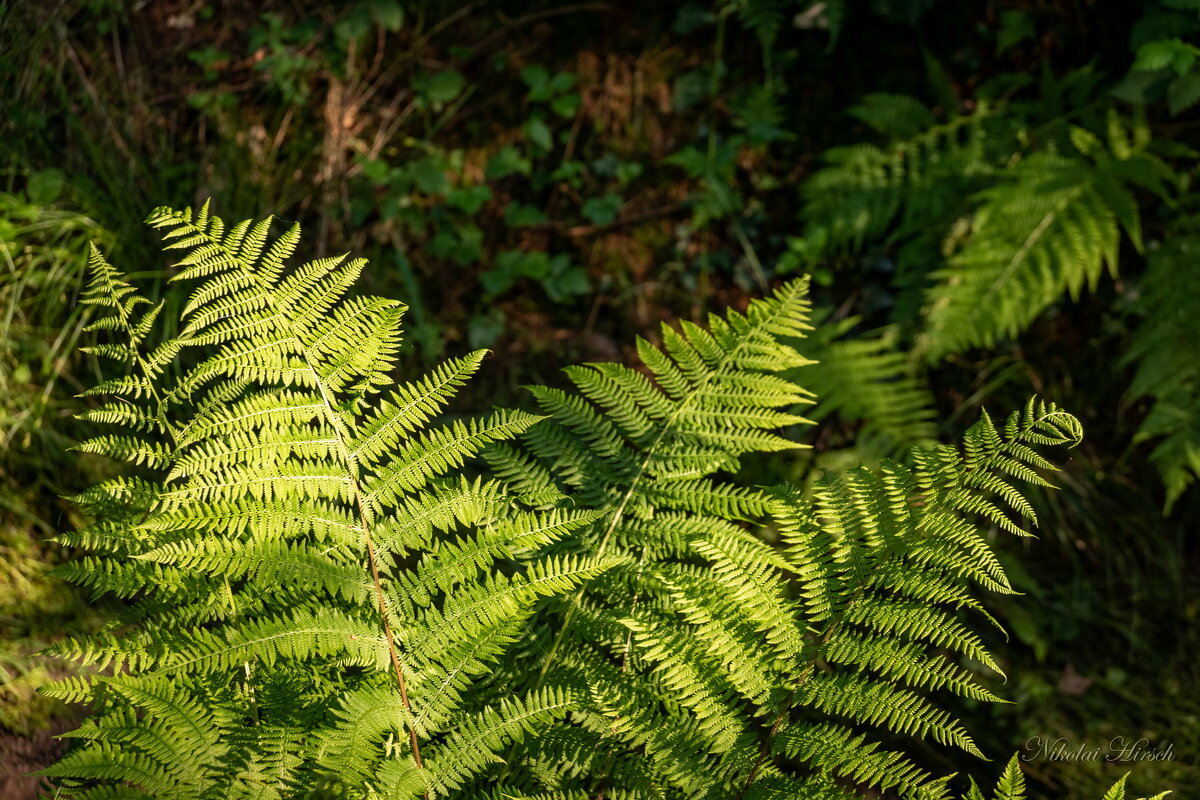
[{"x1": 0, "y1": 1, "x2": 1197, "y2": 797}]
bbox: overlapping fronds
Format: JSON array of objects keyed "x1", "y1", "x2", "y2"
[
  {"x1": 706, "y1": 400, "x2": 1080, "y2": 798},
  {"x1": 789, "y1": 91, "x2": 1187, "y2": 511},
  {"x1": 483, "y1": 379, "x2": 1081, "y2": 797},
  {"x1": 794, "y1": 93, "x2": 1171, "y2": 362},
  {"x1": 725, "y1": 399, "x2": 1082, "y2": 796},
  {"x1": 46, "y1": 203, "x2": 607, "y2": 798},
  {"x1": 46, "y1": 201, "x2": 1153, "y2": 799},
  {"x1": 464, "y1": 250, "x2": 1085, "y2": 796}
]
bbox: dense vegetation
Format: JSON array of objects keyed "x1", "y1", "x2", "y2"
[
  {"x1": 0, "y1": 1, "x2": 1196, "y2": 797},
  {"x1": 35, "y1": 205, "x2": 1154, "y2": 798}
]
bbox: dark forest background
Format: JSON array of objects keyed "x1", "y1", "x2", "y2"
[{"x1": 1, "y1": 1, "x2": 1197, "y2": 797}]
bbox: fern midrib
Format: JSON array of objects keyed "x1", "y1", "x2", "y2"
[
  {"x1": 530, "y1": 302, "x2": 789, "y2": 692},
  {"x1": 174, "y1": 436, "x2": 341, "y2": 474},
  {"x1": 591, "y1": 543, "x2": 650, "y2": 800},
  {"x1": 368, "y1": 414, "x2": 530, "y2": 504},
  {"x1": 173, "y1": 215, "x2": 429, "y2": 776},
  {"x1": 350, "y1": 359, "x2": 479, "y2": 459},
  {"x1": 178, "y1": 398, "x2": 324, "y2": 445},
  {"x1": 407, "y1": 558, "x2": 609, "y2": 659},
  {"x1": 145, "y1": 622, "x2": 382, "y2": 676},
  {"x1": 414, "y1": 513, "x2": 576, "y2": 592},
  {"x1": 964, "y1": 180, "x2": 1090, "y2": 320},
  {"x1": 285, "y1": 278, "x2": 429, "y2": 773},
  {"x1": 431, "y1": 693, "x2": 576, "y2": 793},
  {"x1": 411, "y1": 626, "x2": 507, "y2": 730},
  {"x1": 163, "y1": 473, "x2": 352, "y2": 497}
]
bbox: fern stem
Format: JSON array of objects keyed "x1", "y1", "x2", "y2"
[
  {"x1": 500, "y1": 345, "x2": 686, "y2": 784},
  {"x1": 529, "y1": 414, "x2": 666, "y2": 696},
  {"x1": 303, "y1": 333, "x2": 428, "y2": 777},
  {"x1": 363, "y1": 526, "x2": 424, "y2": 769},
  {"x1": 735, "y1": 580, "x2": 866, "y2": 799},
  {"x1": 162, "y1": 212, "x2": 430, "y2": 779},
  {"x1": 736, "y1": 689, "x2": 795, "y2": 800}
]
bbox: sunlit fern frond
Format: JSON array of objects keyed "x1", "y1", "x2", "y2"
[
  {"x1": 719, "y1": 399, "x2": 1082, "y2": 798},
  {"x1": 914, "y1": 112, "x2": 1170, "y2": 359},
  {"x1": 476, "y1": 278, "x2": 818, "y2": 795},
  {"x1": 47, "y1": 203, "x2": 611, "y2": 798}
]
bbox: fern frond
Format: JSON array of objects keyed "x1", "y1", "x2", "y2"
[
  {"x1": 1123, "y1": 213, "x2": 1200, "y2": 510},
  {"x1": 920, "y1": 152, "x2": 1128, "y2": 358},
  {"x1": 796, "y1": 103, "x2": 993, "y2": 260},
  {"x1": 48, "y1": 203, "x2": 610, "y2": 798},
  {"x1": 724, "y1": 400, "x2": 1083, "y2": 797},
  {"x1": 800, "y1": 314, "x2": 938, "y2": 455}
]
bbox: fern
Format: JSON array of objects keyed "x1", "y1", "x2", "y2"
[
  {"x1": 919, "y1": 116, "x2": 1166, "y2": 359},
  {"x1": 1123, "y1": 213, "x2": 1200, "y2": 511},
  {"x1": 799, "y1": 312, "x2": 938, "y2": 456},
  {"x1": 736, "y1": 399, "x2": 1083, "y2": 795},
  {"x1": 478, "y1": 277, "x2": 817, "y2": 795},
  {"x1": 787, "y1": 89, "x2": 1185, "y2": 504},
  {"x1": 45, "y1": 202, "x2": 1166, "y2": 800},
  {"x1": 792, "y1": 93, "x2": 1172, "y2": 361},
  {"x1": 795, "y1": 96, "x2": 994, "y2": 267},
  {"x1": 45, "y1": 204, "x2": 611, "y2": 798}
]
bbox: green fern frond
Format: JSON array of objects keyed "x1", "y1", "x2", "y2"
[
  {"x1": 719, "y1": 400, "x2": 1082, "y2": 797},
  {"x1": 467, "y1": 278, "x2": 818, "y2": 794},
  {"x1": 428, "y1": 687, "x2": 578, "y2": 794},
  {"x1": 919, "y1": 151, "x2": 1131, "y2": 359},
  {"x1": 1123, "y1": 213, "x2": 1200, "y2": 511},
  {"x1": 800, "y1": 313, "x2": 938, "y2": 456},
  {"x1": 46, "y1": 203, "x2": 613, "y2": 798}
]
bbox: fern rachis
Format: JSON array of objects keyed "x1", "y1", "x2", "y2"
[{"x1": 47, "y1": 204, "x2": 608, "y2": 797}]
